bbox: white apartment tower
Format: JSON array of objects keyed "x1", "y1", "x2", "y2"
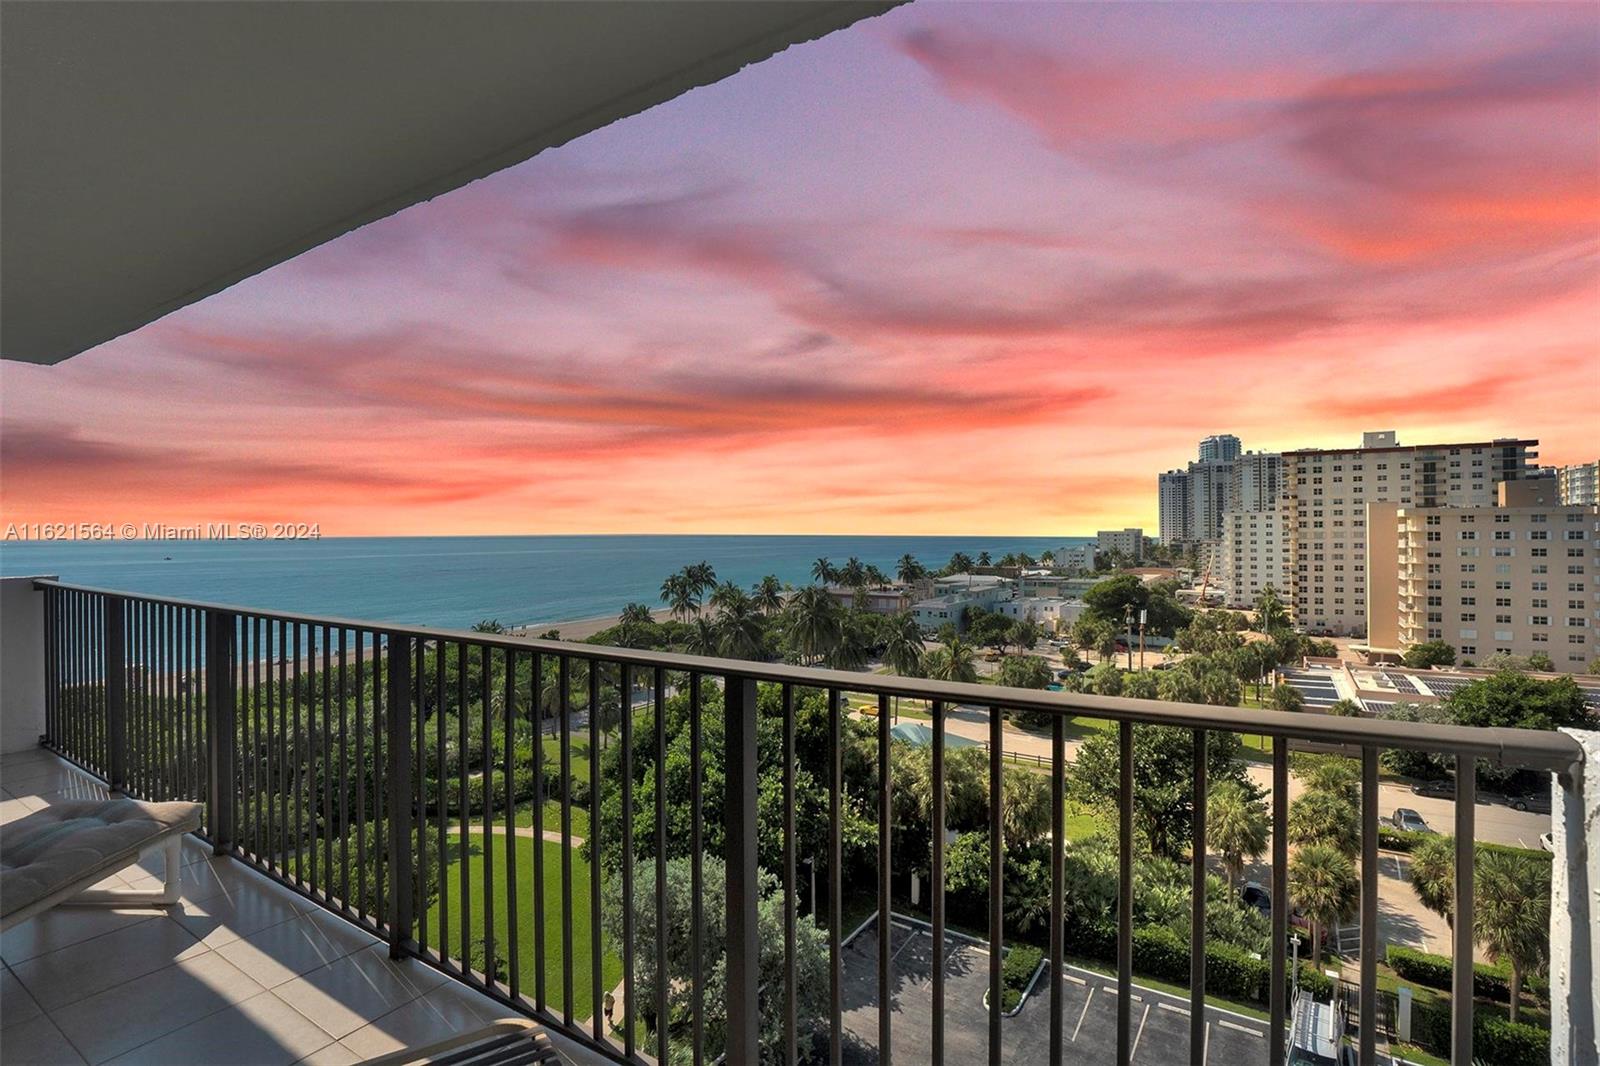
[
  {"x1": 1285, "y1": 433, "x2": 1539, "y2": 636},
  {"x1": 1222, "y1": 509, "x2": 1288, "y2": 608},
  {"x1": 1557, "y1": 462, "x2": 1599, "y2": 506}
]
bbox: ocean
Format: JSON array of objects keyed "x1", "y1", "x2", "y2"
[{"x1": 0, "y1": 535, "x2": 1091, "y2": 631}]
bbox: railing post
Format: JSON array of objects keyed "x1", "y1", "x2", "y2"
[
  {"x1": 386, "y1": 632, "x2": 414, "y2": 959},
  {"x1": 205, "y1": 610, "x2": 236, "y2": 853},
  {"x1": 104, "y1": 595, "x2": 127, "y2": 794},
  {"x1": 724, "y1": 673, "x2": 759, "y2": 1065}
]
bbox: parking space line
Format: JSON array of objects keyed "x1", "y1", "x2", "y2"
[
  {"x1": 1157, "y1": 1002, "x2": 1189, "y2": 1016},
  {"x1": 1219, "y1": 1019, "x2": 1264, "y2": 1037},
  {"x1": 1072, "y1": 987, "x2": 1094, "y2": 1042},
  {"x1": 1102, "y1": 986, "x2": 1142, "y2": 1001},
  {"x1": 1130, "y1": 1003, "x2": 1151, "y2": 1059},
  {"x1": 1063, "y1": 971, "x2": 1086, "y2": 985},
  {"x1": 1203, "y1": 1021, "x2": 1210, "y2": 1066},
  {"x1": 890, "y1": 929, "x2": 922, "y2": 963}
]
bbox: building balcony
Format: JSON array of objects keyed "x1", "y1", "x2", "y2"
[{"x1": 1, "y1": 577, "x2": 1595, "y2": 1066}]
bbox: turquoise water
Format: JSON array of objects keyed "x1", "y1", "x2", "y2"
[{"x1": 0, "y1": 535, "x2": 1089, "y2": 631}]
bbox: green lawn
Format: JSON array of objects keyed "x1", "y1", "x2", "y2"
[
  {"x1": 541, "y1": 735, "x2": 592, "y2": 785},
  {"x1": 424, "y1": 829, "x2": 621, "y2": 1022},
  {"x1": 512, "y1": 800, "x2": 590, "y2": 838}
]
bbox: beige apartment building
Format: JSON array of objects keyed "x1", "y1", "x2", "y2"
[
  {"x1": 1222, "y1": 509, "x2": 1288, "y2": 608},
  {"x1": 1284, "y1": 431, "x2": 1538, "y2": 636},
  {"x1": 1369, "y1": 479, "x2": 1599, "y2": 670}
]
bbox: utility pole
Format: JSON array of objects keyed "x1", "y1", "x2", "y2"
[
  {"x1": 1124, "y1": 605, "x2": 1134, "y2": 671},
  {"x1": 1138, "y1": 608, "x2": 1147, "y2": 670}
]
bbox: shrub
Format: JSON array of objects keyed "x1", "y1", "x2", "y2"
[
  {"x1": 1132, "y1": 924, "x2": 1189, "y2": 983},
  {"x1": 1378, "y1": 827, "x2": 1428, "y2": 853},
  {"x1": 1387, "y1": 945, "x2": 1548, "y2": 1001},
  {"x1": 1206, "y1": 941, "x2": 1268, "y2": 1002},
  {"x1": 1295, "y1": 964, "x2": 1334, "y2": 1002},
  {"x1": 1409, "y1": 997, "x2": 1550, "y2": 1065},
  {"x1": 1002, "y1": 943, "x2": 1044, "y2": 1010},
  {"x1": 1474, "y1": 1016, "x2": 1551, "y2": 1065},
  {"x1": 1063, "y1": 918, "x2": 1116, "y2": 962}
]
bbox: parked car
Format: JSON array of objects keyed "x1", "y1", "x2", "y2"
[
  {"x1": 1504, "y1": 792, "x2": 1551, "y2": 814},
  {"x1": 1391, "y1": 808, "x2": 1430, "y2": 833},
  {"x1": 1240, "y1": 881, "x2": 1271, "y2": 917},
  {"x1": 1411, "y1": 780, "x2": 1454, "y2": 799},
  {"x1": 1540, "y1": 832, "x2": 1555, "y2": 853}
]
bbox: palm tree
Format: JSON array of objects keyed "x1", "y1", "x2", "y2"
[
  {"x1": 785, "y1": 586, "x2": 843, "y2": 666},
  {"x1": 1041, "y1": 550, "x2": 1056, "y2": 566},
  {"x1": 924, "y1": 637, "x2": 978, "y2": 683},
  {"x1": 1208, "y1": 782, "x2": 1268, "y2": 891},
  {"x1": 947, "y1": 552, "x2": 975, "y2": 587},
  {"x1": 708, "y1": 580, "x2": 744, "y2": 613},
  {"x1": 1270, "y1": 682, "x2": 1304, "y2": 713},
  {"x1": 840, "y1": 556, "x2": 868, "y2": 590},
  {"x1": 1288, "y1": 842, "x2": 1358, "y2": 968},
  {"x1": 895, "y1": 554, "x2": 925, "y2": 585},
  {"x1": 681, "y1": 616, "x2": 718, "y2": 656},
  {"x1": 660, "y1": 574, "x2": 696, "y2": 623},
  {"x1": 883, "y1": 613, "x2": 925, "y2": 678},
  {"x1": 687, "y1": 561, "x2": 718, "y2": 599},
  {"x1": 1287, "y1": 790, "x2": 1359, "y2": 856},
  {"x1": 1254, "y1": 585, "x2": 1288, "y2": 633},
  {"x1": 715, "y1": 595, "x2": 766, "y2": 661},
  {"x1": 616, "y1": 602, "x2": 655, "y2": 648},
  {"x1": 864, "y1": 564, "x2": 890, "y2": 589},
  {"x1": 811, "y1": 557, "x2": 836, "y2": 586},
  {"x1": 1474, "y1": 849, "x2": 1550, "y2": 1023},
  {"x1": 752, "y1": 575, "x2": 784, "y2": 616}
]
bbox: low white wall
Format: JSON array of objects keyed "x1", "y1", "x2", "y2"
[
  {"x1": 1552, "y1": 727, "x2": 1599, "y2": 1065},
  {"x1": 0, "y1": 575, "x2": 53, "y2": 754}
]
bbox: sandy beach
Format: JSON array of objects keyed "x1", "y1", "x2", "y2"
[{"x1": 511, "y1": 606, "x2": 674, "y2": 641}]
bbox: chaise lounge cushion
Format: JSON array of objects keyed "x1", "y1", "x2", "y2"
[{"x1": 1, "y1": 798, "x2": 202, "y2": 919}]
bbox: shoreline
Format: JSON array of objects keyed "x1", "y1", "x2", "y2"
[{"x1": 510, "y1": 606, "x2": 674, "y2": 641}]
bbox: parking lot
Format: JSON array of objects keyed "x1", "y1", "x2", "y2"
[{"x1": 838, "y1": 918, "x2": 1272, "y2": 1065}]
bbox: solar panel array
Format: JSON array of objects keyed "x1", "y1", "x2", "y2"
[{"x1": 1382, "y1": 672, "x2": 1420, "y2": 694}]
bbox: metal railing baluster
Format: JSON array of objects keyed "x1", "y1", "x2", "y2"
[
  {"x1": 828, "y1": 686, "x2": 843, "y2": 1066},
  {"x1": 1118, "y1": 720, "x2": 1134, "y2": 1064},
  {"x1": 620, "y1": 663, "x2": 635, "y2": 1058},
  {"x1": 1269, "y1": 740, "x2": 1288, "y2": 1066},
  {"x1": 1360, "y1": 746, "x2": 1379, "y2": 1065},
  {"x1": 655, "y1": 666, "x2": 671, "y2": 1064},
  {"x1": 1191, "y1": 729, "x2": 1207, "y2": 1064},
  {"x1": 932, "y1": 698, "x2": 946, "y2": 1066},
  {"x1": 782, "y1": 682, "x2": 797, "y2": 1066},
  {"x1": 1452, "y1": 754, "x2": 1476, "y2": 1064},
  {"x1": 988, "y1": 704, "x2": 1002, "y2": 1066},
  {"x1": 1050, "y1": 711, "x2": 1064, "y2": 1066}
]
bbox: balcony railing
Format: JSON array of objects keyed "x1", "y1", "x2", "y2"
[{"x1": 29, "y1": 579, "x2": 1584, "y2": 1066}]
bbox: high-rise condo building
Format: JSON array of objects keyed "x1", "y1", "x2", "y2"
[
  {"x1": 1158, "y1": 469, "x2": 1191, "y2": 544},
  {"x1": 1232, "y1": 451, "x2": 1284, "y2": 513},
  {"x1": 1368, "y1": 479, "x2": 1597, "y2": 670},
  {"x1": 1222, "y1": 509, "x2": 1288, "y2": 608},
  {"x1": 1198, "y1": 434, "x2": 1242, "y2": 462},
  {"x1": 1557, "y1": 461, "x2": 1599, "y2": 506},
  {"x1": 1285, "y1": 432, "x2": 1539, "y2": 636}
]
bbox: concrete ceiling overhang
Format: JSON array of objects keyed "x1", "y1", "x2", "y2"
[{"x1": 0, "y1": 0, "x2": 900, "y2": 364}]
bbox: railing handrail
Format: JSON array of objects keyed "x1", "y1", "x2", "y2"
[{"x1": 32, "y1": 578, "x2": 1584, "y2": 774}]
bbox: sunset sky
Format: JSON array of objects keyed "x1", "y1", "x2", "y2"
[{"x1": 3, "y1": 2, "x2": 1596, "y2": 536}]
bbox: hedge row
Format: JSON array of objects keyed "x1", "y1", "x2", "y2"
[
  {"x1": 1377, "y1": 827, "x2": 1429, "y2": 852},
  {"x1": 1064, "y1": 921, "x2": 1329, "y2": 1005},
  {"x1": 1410, "y1": 998, "x2": 1549, "y2": 1065},
  {"x1": 1386, "y1": 945, "x2": 1547, "y2": 1001}
]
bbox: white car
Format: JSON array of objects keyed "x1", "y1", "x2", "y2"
[{"x1": 1540, "y1": 832, "x2": 1554, "y2": 853}]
